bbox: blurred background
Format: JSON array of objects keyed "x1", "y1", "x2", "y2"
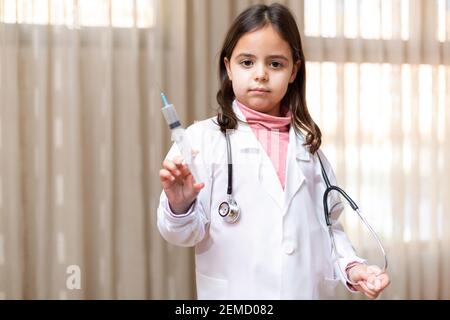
[{"x1": 0, "y1": 0, "x2": 449, "y2": 299}]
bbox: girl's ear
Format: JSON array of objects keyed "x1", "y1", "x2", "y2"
[
  {"x1": 289, "y1": 60, "x2": 301, "y2": 83},
  {"x1": 224, "y1": 57, "x2": 232, "y2": 81}
]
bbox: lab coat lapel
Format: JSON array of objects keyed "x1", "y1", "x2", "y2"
[
  {"x1": 233, "y1": 102, "x2": 284, "y2": 210},
  {"x1": 257, "y1": 146, "x2": 284, "y2": 210},
  {"x1": 283, "y1": 127, "x2": 308, "y2": 216}
]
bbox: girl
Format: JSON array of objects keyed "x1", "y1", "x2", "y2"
[{"x1": 157, "y1": 3, "x2": 390, "y2": 299}]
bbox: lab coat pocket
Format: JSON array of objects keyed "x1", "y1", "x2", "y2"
[
  {"x1": 196, "y1": 271, "x2": 228, "y2": 300},
  {"x1": 317, "y1": 277, "x2": 340, "y2": 300}
]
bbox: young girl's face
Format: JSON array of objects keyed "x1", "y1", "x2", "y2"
[{"x1": 224, "y1": 24, "x2": 300, "y2": 117}]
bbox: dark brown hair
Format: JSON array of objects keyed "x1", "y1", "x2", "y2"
[{"x1": 216, "y1": 3, "x2": 322, "y2": 154}]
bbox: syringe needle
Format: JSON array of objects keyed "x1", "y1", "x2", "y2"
[{"x1": 161, "y1": 92, "x2": 169, "y2": 107}]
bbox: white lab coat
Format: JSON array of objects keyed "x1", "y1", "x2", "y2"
[{"x1": 157, "y1": 101, "x2": 364, "y2": 299}]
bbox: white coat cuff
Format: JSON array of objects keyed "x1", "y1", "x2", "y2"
[
  {"x1": 162, "y1": 198, "x2": 197, "y2": 223},
  {"x1": 337, "y1": 257, "x2": 367, "y2": 293}
]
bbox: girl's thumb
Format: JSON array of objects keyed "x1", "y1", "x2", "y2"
[{"x1": 193, "y1": 182, "x2": 205, "y2": 192}]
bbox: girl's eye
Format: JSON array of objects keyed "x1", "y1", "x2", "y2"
[
  {"x1": 270, "y1": 61, "x2": 283, "y2": 68},
  {"x1": 240, "y1": 60, "x2": 254, "y2": 67}
]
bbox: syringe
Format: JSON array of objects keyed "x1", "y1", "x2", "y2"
[{"x1": 160, "y1": 92, "x2": 201, "y2": 182}]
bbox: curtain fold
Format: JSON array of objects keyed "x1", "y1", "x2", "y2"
[{"x1": 0, "y1": 0, "x2": 179, "y2": 298}]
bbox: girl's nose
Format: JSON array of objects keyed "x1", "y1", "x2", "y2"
[{"x1": 254, "y1": 64, "x2": 268, "y2": 82}]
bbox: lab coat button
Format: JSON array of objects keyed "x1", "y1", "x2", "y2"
[{"x1": 283, "y1": 243, "x2": 295, "y2": 255}]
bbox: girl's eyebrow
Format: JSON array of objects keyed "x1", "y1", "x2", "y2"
[
  {"x1": 235, "y1": 53, "x2": 289, "y2": 62},
  {"x1": 235, "y1": 53, "x2": 256, "y2": 60},
  {"x1": 267, "y1": 55, "x2": 289, "y2": 62}
]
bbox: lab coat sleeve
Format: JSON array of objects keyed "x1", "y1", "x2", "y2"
[
  {"x1": 318, "y1": 151, "x2": 366, "y2": 292},
  {"x1": 329, "y1": 206, "x2": 366, "y2": 292},
  {"x1": 156, "y1": 126, "x2": 212, "y2": 248},
  {"x1": 157, "y1": 192, "x2": 210, "y2": 247}
]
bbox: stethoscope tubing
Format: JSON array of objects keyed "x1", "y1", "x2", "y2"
[{"x1": 318, "y1": 153, "x2": 388, "y2": 285}]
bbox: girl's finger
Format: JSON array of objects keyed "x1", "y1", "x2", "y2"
[
  {"x1": 162, "y1": 159, "x2": 177, "y2": 172},
  {"x1": 366, "y1": 274, "x2": 377, "y2": 290},
  {"x1": 377, "y1": 274, "x2": 390, "y2": 289},
  {"x1": 363, "y1": 277, "x2": 384, "y2": 299},
  {"x1": 173, "y1": 155, "x2": 184, "y2": 166},
  {"x1": 366, "y1": 292, "x2": 377, "y2": 299},
  {"x1": 193, "y1": 182, "x2": 205, "y2": 192},
  {"x1": 159, "y1": 169, "x2": 174, "y2": 181},
  {"x1": 358, "y1": 281, "x2": 377, "y2": 297},
  {"x1": 163, "y1": 160, "x2": 185, "y2": 179},
  {"x1": 172, "y1": 157, "x2": 193, "y2": 180},
  {"x1": 374, "y1": 278, "x2": 382, "y2": 290},
  {"x1": 184, "y1": 171, "x2": 204, "y2": 190},
  {"x1": 367, "y1": 265, "x2": 382, "y2": 275},
  {"x1": 177, "y1": 163, "x2": 191, "y2": 179},
  {"x1": 159, "y1": 169, "x2": 175, "y2": 188}
]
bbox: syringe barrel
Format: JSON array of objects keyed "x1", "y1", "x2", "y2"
[
  {"x1": 160, "y1": 93, "x2": 201, "y2": 182},
  {"x1": 161, "y1": 104, "x2": 181, "y2": 129},
  {"x1": 171, "y1": 128, "x2": 201, "y2": 182}
]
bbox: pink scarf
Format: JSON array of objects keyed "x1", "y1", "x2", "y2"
[{"x1": 236, "y1": 100, "x2": 291, "y2": 190}]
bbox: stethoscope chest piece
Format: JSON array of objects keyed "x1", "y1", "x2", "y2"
[
  {"x1": 218, "y1": 128, "x2": 241, "y2": 224},
  {"x1": 218, "y1": 197, "x2": 240, "y2": 224}
]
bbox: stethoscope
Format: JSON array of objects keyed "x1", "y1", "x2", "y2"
[
  {"x1": 218, "y1": 130, "x2": 388, "y2": 284},
  {"x1": 316, "y1": 153, "x2": 388, "y2": 285},
  {"x1": 217, "y1": 130, "x2": 240, "y2": 223}
]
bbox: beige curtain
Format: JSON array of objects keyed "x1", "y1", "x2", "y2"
[
  {"x1": 0, "y1": 0, "x2": 195, "y2": 299},
  {"x1": 1, "y1": 0, "x2": 449, "y2": 300}
]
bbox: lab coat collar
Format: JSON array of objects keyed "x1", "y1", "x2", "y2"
[
  {"x1": 283, "y1": 127, "x2": 308, "y2": 216},
  {"x1": 232, "y1": 100, "x2": 247, "y2": 122},
  {"x1": 294, "y1": 132, "x2": 311, "y2": 161}
]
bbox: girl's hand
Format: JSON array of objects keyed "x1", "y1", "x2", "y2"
[
  {"x1": 159, "y1": 155, "x2": 204, "y2": 215},
  {"x1": 347, "y1": 264, "x2": 390, "y2": 299}
]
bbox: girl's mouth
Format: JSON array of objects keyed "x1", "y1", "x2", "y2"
[{"x1": 249, "y1": 88, "x2": 270, "y2": 93}]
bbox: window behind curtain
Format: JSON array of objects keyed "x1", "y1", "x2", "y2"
[
  {"x1": 0, "y1": 0, "x2": 156, "y2": 28},
  {"x1": 303, "y1": 0, "x2": 449, "y2": 246}
]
